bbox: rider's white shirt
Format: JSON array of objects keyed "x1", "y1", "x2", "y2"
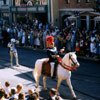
[{"x1": 48, "y1": 47, "x2": 57, "y2": 52}]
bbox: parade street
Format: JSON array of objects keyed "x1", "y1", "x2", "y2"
[{"x1": 0, "y1": 46, "x2": 100, "y2": 100}]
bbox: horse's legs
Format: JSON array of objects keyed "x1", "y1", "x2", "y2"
[
  {"x1": 57, "y1": 79, "x2": 62, "y2": 92},
  {"x1": 33, "y1": 71, "x2": 40, "y2": 88},
  {"x1": 43, "y1": 76, "x2": 47, "y2": 90},
  {"x1": 66, "y1": 78, "x2": 76, "y2": 99}
]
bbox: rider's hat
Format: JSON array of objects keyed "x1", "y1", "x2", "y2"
[{"x1": 46, "y1": 36, "x2": 54, "y2": 45}]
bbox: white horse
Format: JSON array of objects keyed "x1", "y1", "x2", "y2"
[{"x1": 33, "y1": 52, "x2": 80, "y2": 99}]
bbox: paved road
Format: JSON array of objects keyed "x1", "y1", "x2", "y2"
[{"x1": 0, "y1": 46, "x2": 100, "y2": 100}]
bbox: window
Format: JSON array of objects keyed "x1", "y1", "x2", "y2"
[
  {"x1": 15, "y1": 0, "x2": 21, "y2": 6},
  {"x1": 3, "y1": 0, "x2": 6, "y2": 4},
  {"x1": 42, "y1": 0, "x2": 47, "y2": 5},
  {"x1": 65, "y1": 0, "x2": 70, "y2": 4},
  {"x1": 76, "y1": 0, "x2": 80, "y2": 4},
  {"x1": 20, "y1": 0, "x2": 27, "y2": 4},
  {"x1": 86, "y1": 0, "x2": 89, "y2": 3}
]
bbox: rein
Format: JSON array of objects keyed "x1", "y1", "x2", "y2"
[
  {"x1": 57, "y1": 57, "x2": 76, "y2": 71},
  {"x1": 59, "y1": 61, "x2": 76, "y2": 71}
]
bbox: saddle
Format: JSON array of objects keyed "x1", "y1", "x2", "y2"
[
  {"x1": 42, "y1": 57, "x2": 62, "y2": 78},
  {"x1": 42, "y1": 60, "x2": 51, "y2": 77}
]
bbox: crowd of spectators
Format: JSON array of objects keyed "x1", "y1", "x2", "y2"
[
  {"x1": 0, "y1": 81, "x2": 63, "y2": 100},
  {"x1": 0, "y1": 19, "x2": 100, "y2": 100},
  {"x1": 0, "y1": 19, "x2": 100, "y2": 59}
]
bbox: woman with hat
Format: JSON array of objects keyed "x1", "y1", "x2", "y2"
[{"x1": 8, "y1": 38, "x2": 20, "y2": 67}]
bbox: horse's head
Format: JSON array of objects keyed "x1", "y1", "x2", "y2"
[{"x1": 69, "y1": 52, "x2": 80, "y2": 69}]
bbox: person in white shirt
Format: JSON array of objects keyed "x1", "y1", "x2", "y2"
[
  {"x1": 4, "y1": 81, "x2": 11, "y2": 98},
  {"x1": 9, "y1": 87, "x2": 18, "y2": 100}
]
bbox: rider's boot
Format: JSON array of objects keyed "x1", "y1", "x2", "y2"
[{"x1": 52, "y1": 61, "x2": 58, "y2": 79}]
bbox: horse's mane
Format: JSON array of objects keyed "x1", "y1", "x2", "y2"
[{"x1": 62, "y1": 52, "x2": 70, "y2": 59}]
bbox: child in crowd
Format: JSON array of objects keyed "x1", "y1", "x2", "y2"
[
  {"x1": 26, "y1": 89, "x2": 40, "y2": 100},
  {"x1": 18, "y1": 92, "x2": 25, "y2": 100},
  {"x1": 16, "y1": 83, "x2": 23, "y2": 95},
  {"x1": 0, "y1": 88, "x2": 7, "y2": 100},
  {"x1": 47, "y1": 88, "x2": 63, "y2": 100},
  {"x1": 9, "y1": 87, "x2": 18, "y2": 100},
  {"x1": 4, "y1": 81, "x2": 11, "y2": 98},
  {"x1": 26, "y1": 89, "x2": 34, "y2": 100}
]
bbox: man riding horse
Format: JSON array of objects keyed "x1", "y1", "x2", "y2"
[
  {"x1": 34, "y1": 37, "x2": 80, "y2": 99},
  {"x1": 46, "y1": 36, "x2": 64, "y2": 78}
]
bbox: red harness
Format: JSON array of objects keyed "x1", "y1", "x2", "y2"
[{"x1": 57, "y1": 57, "x2": 77, "y2": 71}]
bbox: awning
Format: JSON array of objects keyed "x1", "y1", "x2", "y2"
[
  {"x1": 80, "y1": 11, "x2": 100, "y2": 16},
  {"x1": 94, "y1": 16, "x2": 100, "y2": 21},
  {"x1": 61, "y1": 12, "x2": 72, "y2": 17},
  {"x1": 67, "y1": 15, "x2": 77, "y2": 20}
]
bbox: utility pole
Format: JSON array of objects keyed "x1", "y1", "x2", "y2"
[
  {"x1": 9, "y1": 0, "x2": 13, "y2": 24},
  {"x1": 47, "y1": 0, "x2": 51, "y2": 23}
]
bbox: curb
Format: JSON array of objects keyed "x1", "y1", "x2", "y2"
[{"x1": 17, "y1": 46, "x2": 100, "y2": 62}]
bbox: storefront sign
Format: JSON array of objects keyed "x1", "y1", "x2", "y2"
[
  {"x1": 11, "y1": 7, "x2": 16, "y2": 12},
  {"x1": 3, "y1": 13, "x2": 9, "y2": 17},
  {"x1": 27, "y1": 7, "x2": 37, "y2": 12},
  {"x1": 38, "y1": 6, "x2": 46, "y2": 12},
  {"x1": 17, "y1": 7, "x2": 27, "y2": 12},
  {"x1": 11, "y1": 5, "x2": 47, "y2": 13},
  {"x1": 0, "y1": 8, "x2": 9, "y2": 12}
]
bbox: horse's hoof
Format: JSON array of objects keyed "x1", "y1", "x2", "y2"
[
  {"x1": 44, "y1": 88, "x2": 47, "y2": 91},
  {"x1": 72, "y1": 97, "x2": 77, "y2": 100},
  {"x1": 35, "y1": 85, "x2": 38, "y2": 88}
]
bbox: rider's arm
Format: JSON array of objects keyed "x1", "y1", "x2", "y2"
[{"x1": 58, "y1": 47, "x2": 65, "y2": 54}]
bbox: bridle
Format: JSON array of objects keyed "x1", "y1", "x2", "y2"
[
  {"x1": 58, "y1": 54, "x2": 78, "y2": 71},
  {"x1": 69, "y1": 54, "x2": 77, "y2": 67}
]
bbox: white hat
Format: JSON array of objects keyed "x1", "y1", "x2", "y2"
[{"x1": 11, "y1": 38, "x2": 15, "y2": 42}]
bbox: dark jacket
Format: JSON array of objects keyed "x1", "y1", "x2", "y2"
[{"x1": 47, "y1": 47, "x2": 58, "y2": 62}]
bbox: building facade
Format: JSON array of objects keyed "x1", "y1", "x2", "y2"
[
  {"x1": 0, "y1": 0, "x2": 49, "y2": 24},
  {"x1": 59, "y1": 0, "x2": 100, "y2": 29},
  {"x1": 0, "y1": 0, "x2": 11, "y2": 24},
  {"x1": 10, "y1": 0, "x2": 48, "y2": 24},
  {"x1": 0, "y1": 0, "x2": 100, "y2": 29}
]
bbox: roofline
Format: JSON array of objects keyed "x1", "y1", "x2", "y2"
[{"x1": 59, "y1": 8, "x2": 94, "y2": 12}]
